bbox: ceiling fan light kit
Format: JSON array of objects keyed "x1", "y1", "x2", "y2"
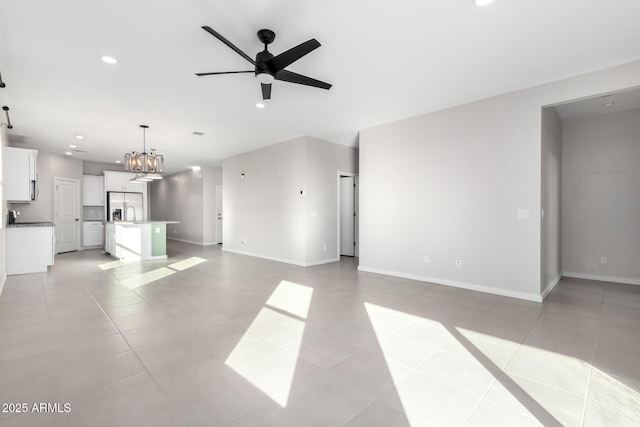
[{"x1": 196, "y1": 26, "x2": 332, "y2": 101}]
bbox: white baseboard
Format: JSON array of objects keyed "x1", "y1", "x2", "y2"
[
  {"x1": 541, "y1": 275, "x2": 561, "y2": 300},
  {"x1": 562, "y1": 272, "x2": 640, "y2": 286},
  {"x1": 305, "y1": 257, "x2": 340, "y2": 267},
  {"x1": 221, "y1": 248, "x2": 339, "y2": 268},
  {"x1": 222, "y1": 247, "x2": 305, "y2": 266},
  {"x1": 357, "y1": 266, "x2": 543, "y2": 302},
  {"x1": 167, "y1": 237, "x2": 205, "y2": 246}
]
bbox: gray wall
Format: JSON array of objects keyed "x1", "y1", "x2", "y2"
[
  {"x1": 223, "y1": 137, "x2": 307, "y2": 264},
  {"x1": 223, "y1": 136, "x2": 357, "y2": 266},
  {"x1": 562, "y1": 108, "x2": 640, "y2": 285},
  {"x1": 149, "y1": 167, "x2": 222, "y2": 245},
  {"x1": 0, "y1": 125, "x2": 9, "y2": 291},
  {"x1": 8, "y1": 151, "x2": 83, "y2": 222},
  {"x1": 359, "y1": 59, "x2": 640, "y2": 301},
  {"x1": 83, "y1": 161, "x2": 125, "y2": 176},
  {"x1": 541, "y1": 107, "x2": 563, "y2": 296}
]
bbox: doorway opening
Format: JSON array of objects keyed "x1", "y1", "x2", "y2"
[{"x1": 338, "y1": 172, "x2": 359, "y2": 258}]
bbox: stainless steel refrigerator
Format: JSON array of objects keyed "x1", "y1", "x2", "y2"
[{"x1": 106, "y1": 192, "x2": 144, "y2": 222}]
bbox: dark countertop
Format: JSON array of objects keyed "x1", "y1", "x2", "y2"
[{"x1": 7, "y1": 222, "x2": 55, "y2": 228}]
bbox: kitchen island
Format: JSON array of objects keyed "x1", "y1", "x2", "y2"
[{"x1": 105, "y1": 221, "x2": 179, "y2": 261}]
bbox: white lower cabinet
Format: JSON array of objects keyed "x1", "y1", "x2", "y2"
[
  {"x1": 6, "y1": 225, "x2": 55, "y2": 274},
  {"x1": 105, "y1": 224, "x2": 115, "y2": 254},
  {"x1": 82, "y1": 221, "x2": 104, "y2": 247}
]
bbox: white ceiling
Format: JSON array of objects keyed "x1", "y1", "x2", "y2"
[{"x1": 1, "y1": 0, "x2": 640, "y2": 174}]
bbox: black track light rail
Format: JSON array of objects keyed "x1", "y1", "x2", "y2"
[{"x1": 2, "y1": 106, "x2": 13, "y2": 129}]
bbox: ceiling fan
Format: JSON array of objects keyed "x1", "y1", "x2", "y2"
[{"x1": 196, "y1": 26, "x2": 332, "y2": 100}]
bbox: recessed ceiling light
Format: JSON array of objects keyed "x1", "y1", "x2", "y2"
[
  {"x1": 64, "y1": 151, "x2": 72, "y2": 156},
  {"x1": 101, "y1": 56, "x2": 117, "y2": 64},
  {"x1": 75, "y1": 134, "x2": 84, "y2": 140},
  {"x1": 115, "y1": 160, "x2": 122, "y2": 164},
  {"x1": 256, "y1": 102, "x2": 265, "y2": 109},
  {"x1": 474, "y1": 0, "x2": 494, "y2": 6},
  {"x1": 69, "y1": 144, "x2": 77, "y2": 149},
  {"x1": 603, "y1": 101, "x2": 616, "y2": 108},
  {"x1": 191, "y1": 166, "x2": 201, "y2": 172}
]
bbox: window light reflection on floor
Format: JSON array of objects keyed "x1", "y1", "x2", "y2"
[{"x1": 225, "y1": 280, "x2": 313, "y2": 407}]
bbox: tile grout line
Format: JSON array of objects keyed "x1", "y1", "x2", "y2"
[
  {"x1": 82, "y1": 283, "x2": 172, "y2": 414},
  {"x1": 40, "y1": 272, "x2": 72, "y2": 427},
  {"x1": 457, "y1": 299, "x2": 547, "y2": 425},
  {"x1": 579, "y1": 283, "x2": 605, "y2": 426}
]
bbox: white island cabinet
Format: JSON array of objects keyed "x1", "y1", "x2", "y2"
[
  {"x1": 105, "y1": 221, "x2": 178, "y2": 261},
  {"x1": 6, "y1": 223, "x2": 55, "y2": 274}
]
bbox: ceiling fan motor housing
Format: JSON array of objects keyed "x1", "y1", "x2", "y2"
[{"x1": 255, "y1": 50, "x2": 275, "y2": 81}]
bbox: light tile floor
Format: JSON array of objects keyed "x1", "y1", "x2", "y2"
[{"x1": 1, "y1": 241, "x2": 639, "y2": 426}]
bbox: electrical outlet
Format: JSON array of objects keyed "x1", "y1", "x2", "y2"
[
  {"x1": 456, "y1": 259, "x2": 462, "y2": 268},
  {"x1": 423, "y1": 256, "x2": 430, "y2": 264},
  {"x1": 600, "y1": 256, "x2": 608, "y2": 265}
]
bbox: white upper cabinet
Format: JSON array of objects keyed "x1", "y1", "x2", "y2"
[
  {"x1": 103, "y1": 171, "x2": 148, "y2": 221},
  {"x1": 5, "y1": 147, "x2": 38, "y2": 202},
  {"x1": 103, "y1": 171, "x2": 146, "y2": 193},
  {"x1": 82, "y1": 175, "x2": 104, "y2": 206}
]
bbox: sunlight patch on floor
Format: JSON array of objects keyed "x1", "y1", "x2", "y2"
[
  {"x1": 364, "y1": 302, "x2": 537, "y2": 425},
  {"x1": 225, "y1": 280, "x2": 313, "y2": 407},
  {"x1": 120, "y1": 267, "x2": 176, "y2": 289},
  {"x1": 98, "y1": 259, "x2": 131, "y2": 270},
  {"x1": 104, "y1": 256, "x2": 209, "y2": 288},
  {"x1": 169, "y1": 257, "x2": 207, "y2": 271},
  {"x1": 265, "y1": 280, "x2": 314, "y2": 319}
]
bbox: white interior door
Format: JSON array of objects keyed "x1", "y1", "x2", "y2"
[
  {"x1": 216, "y1": 185, "x2": 223, "y2": 244},
  {"x1": 340, "y1": 176, "x2": 355, "y2": 256},
  {"x1": 55, "y1": 178, "x2": 80, "y2": 253},
  {"x1": 354, "y1": 176, "x2": 359, "y2": 258}
]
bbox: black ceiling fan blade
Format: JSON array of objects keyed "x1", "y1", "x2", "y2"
[
  {"x1": 195, "y1": 70, "x2": 254, "y2": 76},
  {"x1": 261, "y1": 83, "x2": 272, "y2": 100},
  {"x1": 201, "y1": 26, "x2": 256, "y2": 66},
  {"x1": 275, "y1": 70, "x2": 332, "y2": 90},
  {"x1": 265, "y1": 39, "x2": 321, "y2": 73}
]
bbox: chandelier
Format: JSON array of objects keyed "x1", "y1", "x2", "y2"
[{"x1": 124, "y1": 125, "x2": 164, "y2": 180}]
